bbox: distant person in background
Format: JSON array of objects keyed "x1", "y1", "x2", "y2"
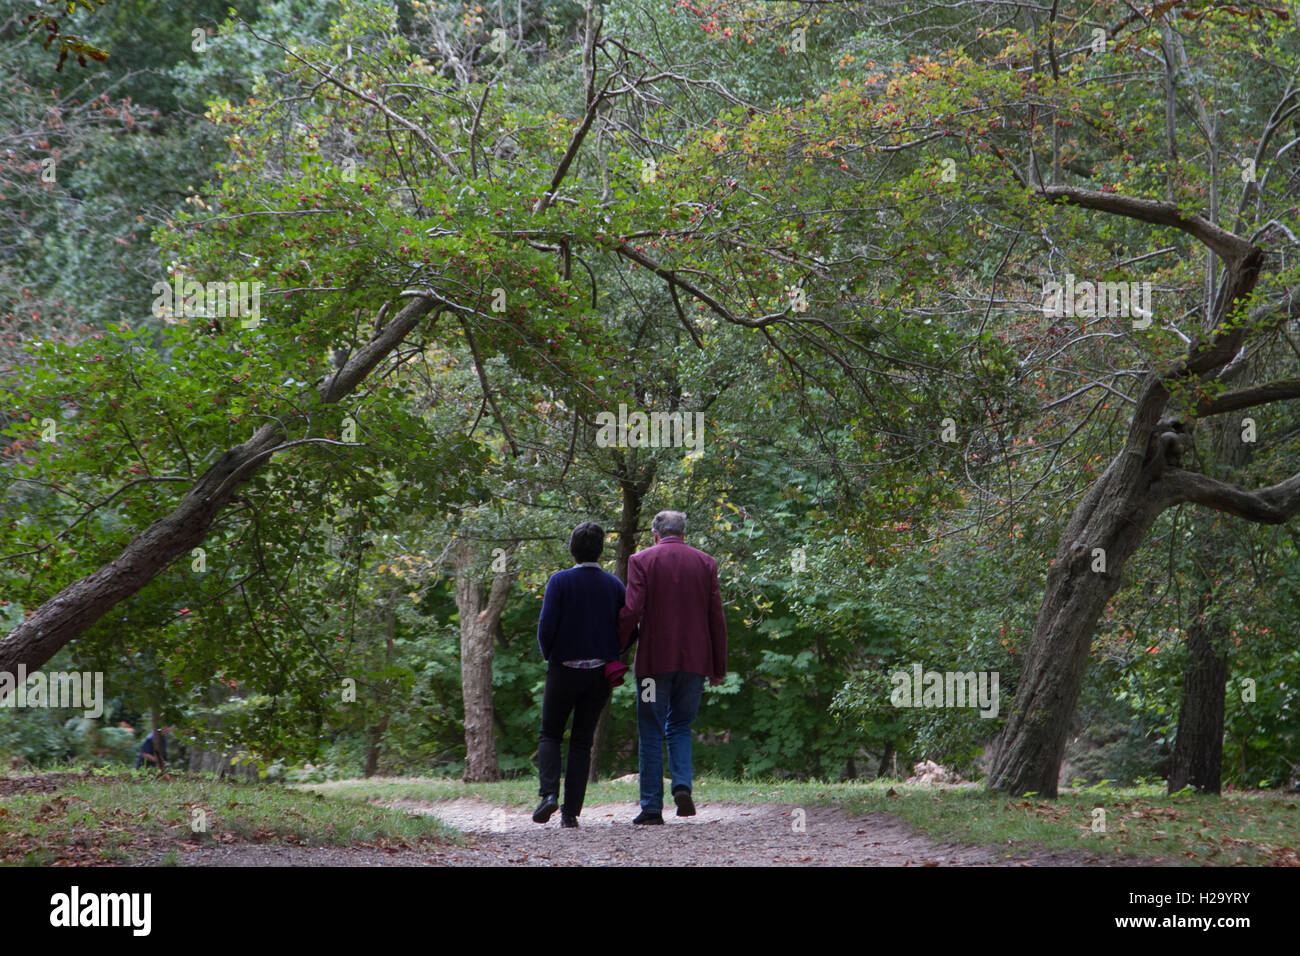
[
  {"x1": 533, "y1": 522, "x2": 626, "y2": 828},
  {"x1": 619, "y1": 510, "x2": 727, "y2": 825},
  {"x1": 135, "y1": 726, "x2": 173, "y2": 771}
]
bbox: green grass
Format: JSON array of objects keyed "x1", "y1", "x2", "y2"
[
  {"x1": 0, "y1": 769, "x2": 460, "y2": 865},
  {"x1": 312, "y1": 774, "x2": 1300, "y2": 866}
]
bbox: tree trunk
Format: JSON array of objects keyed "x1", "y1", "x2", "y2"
[
  {"x1": 877, "y1": 741, "x2": 895, "y2": 780},
  {"x1": 364, "y1": 604, "x2": 397, "y2": 778},
  {"x1": 364, "y1": 713, "x2": 389, "y2": 778},
  {"x1": 988, "y1": 188, "x2": 1269, "y2": 797},
  {"x1": 0, "y1": 296, "x2": 438, "y2": 676},
  {"x1": 150, "y1": 708, "x2": 162, "y2": 771},
  {"x1": 1168, "y1": 611, "x2": 1229, "y2": 794},
  {"x1": 455, "y1": 539, "x2": 517, "y2": 782},
  {"x1": 1167, "y1": 414, "x2": 1246, "y2": 796},
  {"x1": 988, "y1": 406, "x2": 1172, "y2": 796},
  {"x1": 588, "y1": 453, "x2": 653, "y2": 782},
  {"x1": 460, "y1": 610, "x2": 498, "y2": 782}
]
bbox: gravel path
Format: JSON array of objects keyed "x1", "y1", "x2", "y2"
[
  {"x1": 135, "y1": 797, "x2": 1151, "y2": 866},
  {"x1": 129, "y1": 797, "x2": 1158, "y2": 866},
  {"x1": 377, "y1": 797, "x2": 1154, "y2": 866}
]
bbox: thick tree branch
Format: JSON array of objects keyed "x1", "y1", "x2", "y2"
[
  {"x1": 0, "y1": 295, "x2": 438, "y2": 675},
  {"x1": 1040, "y1": 185, "x2": 1266, "y2": 430},
  {"x1": 1159, "y1": 468, "x2": 1300, "y2": 524},
  {"x1": 1040, "y1": 185, "x2": 1257, "y2": 267},
  {"x1": 323, "y1": 294, "x2": 438, "y2": 402},
  {"x1": 1194, "y1": 378, "x2": 1300, "y2": 418}
]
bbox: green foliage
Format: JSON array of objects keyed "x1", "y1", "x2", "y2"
[{"x1": 4, "y1": 0, "x2": 1299, "y2": 792}]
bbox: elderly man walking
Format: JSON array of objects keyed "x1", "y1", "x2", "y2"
[{"x1": 619, "y1": 510, "x2": 727, "y2": 824}]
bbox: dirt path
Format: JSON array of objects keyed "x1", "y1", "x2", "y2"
[
  {"x1": 136, "y1": 797, "x2": 1154, "y2": 866},
  {"x1": 0, "y1": 773, "x2": 1155, "y2": 866},
  {"x1": 376, "y1": 797, "x2": 1153, "y2": 866}
]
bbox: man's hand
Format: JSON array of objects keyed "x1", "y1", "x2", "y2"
[{"x1": 709, "y1": 677, "x2": 724, "y2": 687}]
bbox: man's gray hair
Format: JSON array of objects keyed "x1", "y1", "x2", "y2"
[{"x1": 652, "y1": 510, "x2": 687, "y2": 537}]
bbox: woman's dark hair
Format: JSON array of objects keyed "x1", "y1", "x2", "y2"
[{"x1": 569, "y1": 522, "x2": 604, "y2": 563}]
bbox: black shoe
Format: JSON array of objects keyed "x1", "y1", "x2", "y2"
[
  {"x1": 673, "y1": 786, "x2": 696, "y2": 817},
  {"x1": 532, "y1": 794, "x2": 559, "y2": 824},
  {"x1": 632, "y1": 810, "x2": 664, "y2": 825},
  {"x1": 561, "y1": 813, "x2": 579, "y2": 828}
]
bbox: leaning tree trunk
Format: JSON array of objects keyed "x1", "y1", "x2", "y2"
[
  {"x1": 0, "y1": 296, "x2": 438, "y2": 676},
  {"x1": 987, "y1": 186, "x2": 1272, "y2": 797},
  {"x1": 1168, "y1": 608, "x2": 1230, "y2": 794},
  {"x1": 987, "y1": 418, "x2": 1171, "y2": 796},
  {"x1": 986, "y1": 362, "x2": 1291, "y2": 797},
  {"x1": 454, "y1": 539, "x2": 518, "y2": 782}
]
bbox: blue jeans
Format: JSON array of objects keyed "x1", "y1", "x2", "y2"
[{"x1": 637, "y1": 671, "x2": 705, "y2": 813}]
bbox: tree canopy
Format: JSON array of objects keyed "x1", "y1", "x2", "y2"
[{"x1": 2, "y1": 0, "x2": 1298, "y2": 796}]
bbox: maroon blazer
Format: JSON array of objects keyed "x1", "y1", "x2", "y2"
[{"x1": 618, "y1": 536, "x2": 727, "y2": 681}]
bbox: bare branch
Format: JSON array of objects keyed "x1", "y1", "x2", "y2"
[
  {"x1": 456, "y1": 315, "x2": 520, "y2": 458},
  {"x1": 667, "y1": 281, "x2": 704, "y2": 349},
  {"x1": 615, "y1": 242, "x2": 789, "y2": 328},
  {"x1": 247, "y1": 23, "x2": 459, "y2": 176}
]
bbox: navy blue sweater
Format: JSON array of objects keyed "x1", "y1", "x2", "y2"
[{"x1": 537, "y1": 565, "x2": 625, "y2": 663}]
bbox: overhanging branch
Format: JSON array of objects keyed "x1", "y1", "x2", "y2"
[
  {"x1": 1040, "y1": 185, "x2": 1256, "y2": 267},
  {"x1": 1194, "y1": 378, "x2": 1300, "y2": 417},
  {"x1": 1159, "y1": 468, "x2": 1300, "y2": 524}
]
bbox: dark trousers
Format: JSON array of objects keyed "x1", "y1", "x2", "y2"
[{"x1": 538, "y1": 664, "x2": 610, "y2": 816}]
